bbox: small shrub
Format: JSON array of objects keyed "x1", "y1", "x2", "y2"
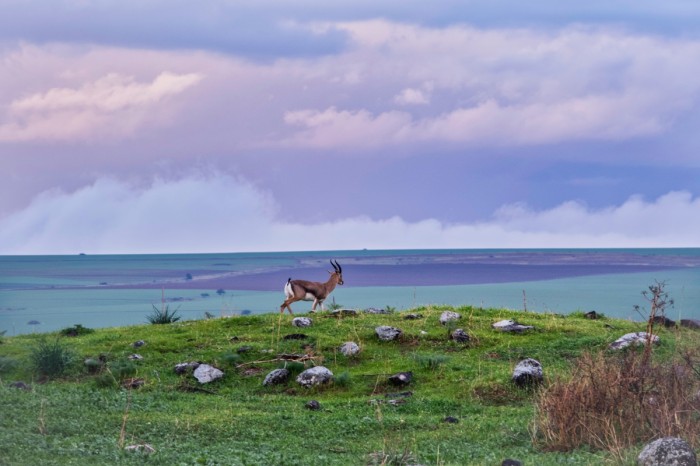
[
  {"x1": 326, "y1": 297, "x2": 343, "y2": 311},
  {"x1": 95, "y1": 360, "x2": 138, "y2": 388},
  {"x1": 146, "y1": 304, "x2": 181, "y2": 324},
  {"x1": 334, "y1": 371, "x2": 351, "y2": 388},
  {"x1": 413, "y1": 353, "x2": 449, "y2": 371},
  {"x1": 30, "y1": 337, "x2": 75, "y2": 378},
  {"x1": 60, "y1": 324, "x2": 95, "y2": 337}
]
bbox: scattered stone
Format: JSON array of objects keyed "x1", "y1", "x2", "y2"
[
  {"x1": 637, "y1": 437, "x2": 697, "y2": 466},
  {"x1": 174, "y1": 361, "x2": 201, "y2": 375},
  {"x1": 193, "y1": 364, "x2": 224, "y2": 384},
  {"x1": 263, "y1": 368, "x2": 290, "y2": 386},
  {"x1": 125, "y1": 444, "x2": 155, "y2": 454},
  {"x1": 297, "y1": 366, "x2": 334, "y2": 388},
  {"x1": 680, "y1": 319, "x2": 700, "y2": 330},
  {"x1": 292, "y1": 317, "x2": 313, "y2": 328},
  {"x1": 502, "y1": 460, "x2": 523, "y2": 466},
  {"x1": 128, "y1": 354, "x2": 143, "y2": 360},
  {"x1": 283, "y1": 333, "x2": 308, "y2": 340},
  {"x1": 364, "y1": 307, "x2": 391, "y2": 314},
  {"x1": 451, "y1": 328, "x2": 470, "y2": 343},
  {"x1": 440, "y1": 311, "x2": 462, "y2": 325},
  {"x1": 236, "y1": 345, "x2": 253, "y2": 354},
  {"x1": 9, "y1": 381, "x2": 30, "y2": 390},
  {"x1": 652, "y1": 316, "x2": 676, "y2": 328},
  {"x1": 229, "y1": 336, "x2": 239, "y2": 341},
  {"x1": 132, "y1": 340, "x2": 146, "y2": 348},
  {"x1": 512, "y1": 358, "x2": 543, "y2": 388},
  {"x1": 375, "y1": 326, "x2": 403, "y2": 341},
  {"x1": 403, "y1": 313, "x2": 424, "y2": 320},
  {"x1": 443, "y1": 416, "x2": 459, "y2": 424},
  {"x1": 388, "y1": 371, "x2": 413, "y2": 387},
  {"x1": 385, "y1": 391, "x2": 413, "y2": 399},
  {"x1": 339, "y1": 341, "x2": 361, "y2": 357},
  {"x1": 609, "y1": 332, "x2": 660, "y2": 350},
  {"x1": 305, "y1": 400, "x2": 321, "y2": 410},
  {"x1": 492, "y1": 319, "x2": 535, "y2": 333},
  {"x1": 331, "y1": 308, "x2": 358, "y2": 317},
  {"x1": 122, "y1": 378, "x2": 145, "y2": 389},
  {"x1": 584, "y1": 311, "x2": 599, "y2": 319}
]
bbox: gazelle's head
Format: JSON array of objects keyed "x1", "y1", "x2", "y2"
[{"x1": 329, "y1": 259, "x2": 344, "y2": 285}]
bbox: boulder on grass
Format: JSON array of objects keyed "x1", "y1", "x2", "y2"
[
  {"x1": 492, "y1": 319, "x2": 534, "y2": 333},
  {"x1": 609, "y1": 332, "x2": 660, "y2": 350},
  {"x1": 637, "y1": 437, "x2": 697, "y2": 466},
  {"x1": 680, "y1": 319, "x2": 700, "y2": 330},
  {"x1": 174, "y1": 361, "x2": 201, "y2": 375},
  {"x1": 292, "y1": 317, "x2": 313, "y2": 328},
  {"x1": 512, "y1": 358, "x2": 543, "y2": 388},
  {"x1": 440, "y1": 311, "x2": 461, "y2": 325},
  {"x1": 375, "y1": 326, "x2": 403, "y2": 341},
  {"x1": 193, "y1": 364, "x2": 224, "y2": 384},
  {"x1": 263, "y1": 368, "x2": 290, "y2": 386},
  {"x1": 296, "y1": 366, "x2": 334, "y2": 388},
  {"x1": 388, "y1": 371, "x2": 413, "y2": 387},
  {"x1": 451, "y1": 328, "x2": 470, "y2": 343},
  {"x1": 339, "y1": 341, "x2": 361, "y2": 357}
]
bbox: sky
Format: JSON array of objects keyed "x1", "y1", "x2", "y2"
[{"x1": 2, "y1": 0, "x2": 700, "y2": 254}]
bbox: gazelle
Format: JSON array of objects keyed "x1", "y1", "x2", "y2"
[{"x1": 280, "y1": 260, "x2": 344, "y2": 315}]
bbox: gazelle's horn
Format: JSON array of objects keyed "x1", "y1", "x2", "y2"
[{"x1": 331, "y1": 259, "x2": 342, "y2": 273}]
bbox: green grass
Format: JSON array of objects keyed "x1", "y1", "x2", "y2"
[{"x1": 0, "y1": 305, "x2": 692, "y2": 465}]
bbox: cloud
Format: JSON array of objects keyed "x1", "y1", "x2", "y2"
[
  {"x1": 0, "y1": 71, "x2": 203, "y2": 142},
  {"x1": 1, "y1": 174, "x2": 697, "y2": 254},
  {"x1": 394, "y1": 86, "x2": 431, "y2": 105}
]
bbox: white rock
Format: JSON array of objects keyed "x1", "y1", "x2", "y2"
[
  {"x1": 375, "y1": 326, "x2": 403, "y2": 341},
  {"x1": 292, "y1": 317, "x2": 313, "y2": 327},
  {"x1": 439, "y1": 311, "x2": 462, "y2": 325},
  {"x1": 609, "y1": 332, "x2": 660, "y2": 350},
  {"x1": 637, "y1": 437, "x2": 697, "y2": 466},
  {"x1": 193, "y1": 364, "x2": 224, "y2": 384},
  {"x1": 339, "y1": 341, "x2": 361, "y2": 357}
]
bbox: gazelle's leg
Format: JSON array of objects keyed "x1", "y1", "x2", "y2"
[{"x1": 311, "y1": 299, "x2": 319, "y2": 313}]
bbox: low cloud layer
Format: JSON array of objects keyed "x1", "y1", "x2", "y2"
[{"x1": 1, "y1": 174, "x2": 697, "y2": 255}]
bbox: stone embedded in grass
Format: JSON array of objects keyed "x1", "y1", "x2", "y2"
[
  {"x1": 283, "y1": 333, "x2": 308, "y2": 340},
  {"x1": 339, "y1": 341, "x2": 361, "y2": 357},
  {"x1": 263, "y1": 368, "x2": 290, "y2": 386},
  {"x1": 331, "y1": 308, "x2": 358, "y2": 317},
  {"x1": 637, "y1": 437, "x2": 697, "y2": 466},
  {"x1": 125, "y1": 444, "x2": 155, "y2": 455},
  {"x1": 174, "y1": 361, "x2": 201, "y2": 375},
  {"x1": 122, "y1": 378, "x2": 145, "y2": 389},
  {"x1": 375, "y1": 326, "x2": 403, "y2": 341},
  {"x1": 292, "y1": 317, "x2": 313, "y2": 327},
  {"x1": 501, "y1": 460, "x2": 523, "y2": 466},
  {"x1": 451, "y1": 328, "x2": 470, "y2": 343},
  {"x1": 193, "y1": 364, "x2": 224, "y2": 384},
  {"x1": 305, "y1": 400, "x2": 321, "y2": 410},
  {"x1": 296, "y1": 366, "x2": 333, "y2": 388},
  {"x1": 440, "y1": 311, "x2": 461, "y2": 325},
  {"x1": 584, "y1": 311, "x2": 599, "y2": 319},
  {"x1": 364, "y1": 307, "x2": 391, "y2": 314},
  {"x1": 9, "y1": 381, "x2": 30, "y2": 390},
  {"x1": 388, "y1": 371, "x2": 413, "y2": 387},
  {"x1": 132, "y1": 340, "x2": 146, "y2": 348},
  {"x1": 492, "y1": 319, "x2": 534, "y2": 333},
  {"x1": 403, "y1": 313, "x2": 424, "y2": 320},
  {"x1": 512, "y1": 358, "x2": 543, "y2": 388},
  {"x1": 443, "y1": 416, "x2": 459, "y2": 424},
  {"x1": 128, "y1": 354, "x2": 143, "y2": 360},
  {"x1": 609, "y1": 332, "x2": 660, "y2": 350}
]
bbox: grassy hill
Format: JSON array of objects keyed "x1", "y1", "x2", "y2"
[{"x1": 0, "y1": 305, "x2": 697, "y2": 465}]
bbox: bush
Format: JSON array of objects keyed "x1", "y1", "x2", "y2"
[
  {"x1": 146, "y1": 304, "x2": 181, "y2": 324},
  {"x1": 95, "y1": 360, "x2": 138, "y2": 388},
  {"x1": 532, "y1": 349, "x2": 700, "y2": 454},
  {"x1": 29, "y1": 338, "x2": 75, "y2": 378},
  {"x1": 413, "y1": 353, "x2": 449, "y2": 371},
  {"x1": 60, "y1": 324, "x2": 95, "y2": 337}
]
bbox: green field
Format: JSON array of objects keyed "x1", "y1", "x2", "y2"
[{"x1": 0, "y1": 306, "x2": 696, "y2": 465}]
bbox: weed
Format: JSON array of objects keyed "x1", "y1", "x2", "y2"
[
  {"x1": 29, "y1": 337, "x2": 75, "y2": 378},
  {"x1": 413, "y1": 353, "x2": 449, "y2": 371},
  {"x1": 146, "y1": 304, "x2": 181, "y2": 324},
  {"x1": 334, "y1": 370, "x2": 351, "y2": 388}
]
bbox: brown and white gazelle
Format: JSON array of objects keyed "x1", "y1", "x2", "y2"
[{"x1": 279, "y1": 260, "x2": 344, "y2": 315}]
